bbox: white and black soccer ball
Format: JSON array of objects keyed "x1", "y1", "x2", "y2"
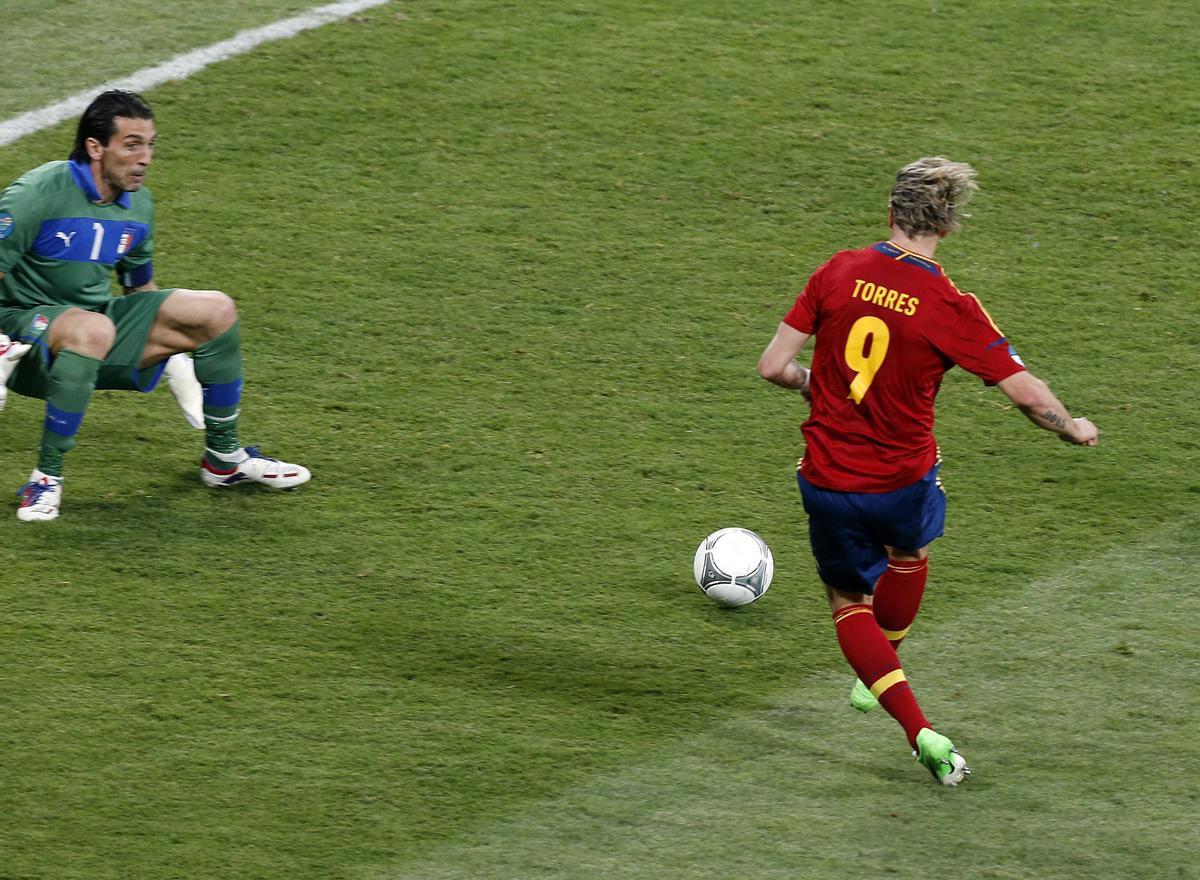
[{"x1": 693, "y1": 527, "x2": 774, "y2": 607}]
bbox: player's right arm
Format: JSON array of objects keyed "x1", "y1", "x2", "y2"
[
  {"x1": 0, "y1": 174, "x2": 47, "y2": 279},
  {"x1": 757, "y1": 322, "x2": 812, "y2": 393},
  {"x1": 760, "y1": 263, "x2": 831, "y2": 396},
  {"x1": 997, "y1": 371, "x2": 1098, "y2": 446}
]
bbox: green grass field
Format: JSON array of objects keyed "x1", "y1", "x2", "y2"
[{"x1": 1, "y1": 2, "x2": 1197, "y2": 878}]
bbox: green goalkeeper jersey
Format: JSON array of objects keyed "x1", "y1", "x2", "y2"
[{"x1": 0, "y1": 159, "x2": 154, "y2": 310}]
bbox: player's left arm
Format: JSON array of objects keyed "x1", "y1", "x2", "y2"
[
  {"x1": 931, "y1": 292, "x2": 1098, "y2": 446},
  {"x1": 117, "y1": 196, "x2": 155, "y2": 294},
  {"x1": 997, "y1": 371, "x2": 1098, "y2": 446},
  {"x1": 757, "y1": 322, "x2": 812, "y2": 393},
  {"x1": 118, "y1": 252, "x2": 155, "y2": 293}
]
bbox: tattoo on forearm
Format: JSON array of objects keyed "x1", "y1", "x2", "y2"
[{"x1": 1040, "y1": 409, "x2": 1067, "y2": 431}]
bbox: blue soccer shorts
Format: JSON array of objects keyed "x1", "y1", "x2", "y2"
[{"x1": 797, "y1": 464, "x2": 946, "y2": 595}]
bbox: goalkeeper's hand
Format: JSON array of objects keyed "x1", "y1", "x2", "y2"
[{"x1": 0, "y1": 334, "x2": 31, "y2": 412}]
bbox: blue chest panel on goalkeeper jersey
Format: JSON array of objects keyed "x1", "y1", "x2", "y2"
[{"x1": 31, "y1": 217, "x2": 150, "y2": 266}]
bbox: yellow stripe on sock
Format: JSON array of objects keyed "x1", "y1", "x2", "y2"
[
  {"x1": 834, "y1": 606, "x2": 873, "y2": 624},
  {"x1": 869, "y1": 669, "x2": 907, "y2": 699},
  {"x1": 881, "y1": 625, "x2": 911, "y2": 641}
]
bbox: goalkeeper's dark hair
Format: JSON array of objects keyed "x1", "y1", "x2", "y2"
[
  {"x1": 70, "y1": 90, "x2": 154, "y2": 163},
  {"x1": 888, "y1": 157, "x2": 978, "y2": 237}
]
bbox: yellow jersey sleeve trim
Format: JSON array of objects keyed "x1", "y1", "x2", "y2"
[{"x1": 945, "y1": 275, "x2": 1004, "y2": 335}]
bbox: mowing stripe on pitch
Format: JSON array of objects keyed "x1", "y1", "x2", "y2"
[
  {"x1": 0, "y1": 0, "x2": 390, "y2": 149},
  {"x1": 366, "y1": 529, "x2": 1194, "y2": 879}
]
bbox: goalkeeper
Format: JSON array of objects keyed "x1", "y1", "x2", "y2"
[{"x1": 0, "y1": 90, "x2": 309, "y2": 522}]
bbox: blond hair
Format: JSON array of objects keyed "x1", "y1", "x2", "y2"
[{"x1": 888, "y1": 157, "x2": 978, "y2": 237}]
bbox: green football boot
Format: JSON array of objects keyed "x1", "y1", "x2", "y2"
[
  {"x1": 850, "y1": 678, "x2": 879, "y2": 713},
  {"x1": 914, "y1": 728, "x2": 970, "y2": 786}
]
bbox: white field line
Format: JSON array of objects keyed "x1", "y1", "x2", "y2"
[{"x1": 0, "y1": 0, "x2": 390, "y2": 149}]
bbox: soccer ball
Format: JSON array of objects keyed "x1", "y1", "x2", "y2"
[{"x1": 693, "y1": 528, "x2": 774, "y2": 607}]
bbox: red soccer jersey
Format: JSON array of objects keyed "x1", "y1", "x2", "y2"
[{"x1": 783, "y1": 241, "x2": 1026, "y2": 492}]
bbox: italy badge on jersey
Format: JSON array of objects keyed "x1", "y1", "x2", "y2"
[
  {"x1": 117, "y1": 228, "x2": 134, "y2": 255},
  {"x1": 0, "y1": 211, "x2": 13, "y2": 240}
]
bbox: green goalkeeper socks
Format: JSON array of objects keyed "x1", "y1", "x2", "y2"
[
  {"x1": 38, "y1": 349, "x2": 101, "y2": 477},
  {"x1": 192, "y1": 321, "x2": 244, "y2": 458}
]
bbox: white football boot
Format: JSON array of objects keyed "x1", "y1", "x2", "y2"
[
  {"x1": 17, "y1": 470, "x2": 63, "y2": 522},
  {"x1": 200, "y1": 447, "x2": 311, "y2": 489}
]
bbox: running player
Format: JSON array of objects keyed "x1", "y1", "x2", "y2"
[
  {"x1": 757, "y1": 157, "x2": 1097, "y2": 785},
  {"x1": 0, "y1": 89, "x2": 310, "y2": 521}
]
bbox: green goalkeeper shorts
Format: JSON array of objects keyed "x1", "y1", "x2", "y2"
[{"x1": 0, "y1": 289, "x2": 175, "y2": 400}]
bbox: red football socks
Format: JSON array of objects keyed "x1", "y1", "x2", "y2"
[
  {"x1": 833, "y1": 603, "x2": 930, "y2": 748},
  {"x1": 871, "y1": 557, "x2": 929, "y2": 649}
]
